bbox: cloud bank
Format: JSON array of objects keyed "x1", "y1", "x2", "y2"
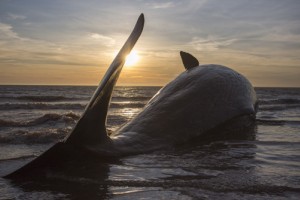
[{"x1": 0, "y1": 0, "x2": 299, "y2": 86}]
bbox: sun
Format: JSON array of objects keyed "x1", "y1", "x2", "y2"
[{"x1": 125, "y1": 50, "x2": 139, "y2": 67}]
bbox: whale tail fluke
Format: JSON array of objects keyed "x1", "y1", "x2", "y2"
[
  {"x1": 4, "y1": 14, "x2": 144, "y2": 179},
  {"x1": 65, "y1": 14, "x2": 144, "y2": 146}
]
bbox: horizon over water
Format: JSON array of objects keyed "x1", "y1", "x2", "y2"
[
  {"x1": 0, "y1": 85, "x2": 299, "y2": 199},
  {"x1": 1, "y1": 84, "x2": 300, "y2": 88}
]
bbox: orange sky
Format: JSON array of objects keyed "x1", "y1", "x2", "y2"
[{"x1": 0, "y1": 0, "x2": 300, "y2": 87}]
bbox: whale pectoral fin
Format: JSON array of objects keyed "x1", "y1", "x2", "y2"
[
  {"x1": 65, "y1": 14, "x2": 144, "y2": 145},
  {"x1": 180, "y1": 51, "x2": 199, "y2": 70}
]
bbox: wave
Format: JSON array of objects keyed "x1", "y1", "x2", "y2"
[
  {"x1": 0, "y1": 103, "x2": 86, "y2": 110},
  {"x1": 110, "y1": 102, "x2": 146, "y2": 109},
  {"x1": 0, "y1": 95, "x2": 84, "y2": 102},
  {"x1": 259, "y1": 98, "x2": 300, "y2": 105},
  {"x1": 0, "y1": 155, "x2": 35, "y2": 162},
  {"x1": 16, "y1": 95, "x2": 76, "y2": 102},
  {"x1": 112, "y1": 96, "x2": 151, "y2": 102},
  {"x1": 255, "y1": 140, "x2": 300, "y2": 146},
  {"x1": 0, "y1": 95, "x2": 151, "y2": 102},
  {"x1": 256, "y1": 119, "x2": 300, "y2": 126},
  {"x1": 0, "y1": 112, "x2": 80, "y2": 127},
  {"x1": 0, "y1": 101, "x2": 146, "y2": 110},
  {"x1": 0, "y1": 128, "x2": 71, "y2": 144},
  {"x1": 259, "y1": 104, "x2": 300, "y2": 111},
  {"x1": 0, "y1": 128, "x2": 118, "y2": 145}
]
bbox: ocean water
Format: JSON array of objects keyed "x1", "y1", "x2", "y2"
[{"x1": 0, "y1": 85, "x2": 299, "y2": 199}]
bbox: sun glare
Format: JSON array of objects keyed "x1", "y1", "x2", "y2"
[{"x1": 125, "y1": 50, "x2": 139, "y2": 67}]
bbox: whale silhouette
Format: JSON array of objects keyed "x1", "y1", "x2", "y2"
[{"x1": 5, "y1": 13, "x2": 257, "y2": 179}]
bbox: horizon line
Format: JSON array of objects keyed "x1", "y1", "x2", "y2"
[{"x1": 0, "y1": 84, "x2": 299, "y2": 89}]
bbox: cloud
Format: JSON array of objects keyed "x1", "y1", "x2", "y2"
[
  {"x1": 190, "y1": 37, "x2": 236, "y2": 51},
  {"x1": 7, "y1": 13, "x2": 26, "y2": 20},
  {"x1": 0, "y1": 0, "x2": 299, "y2": 86},
  {"x1": 147, "y1": 2, "x2": 175, "y2": 9},
  {"x1": 89, "y1": 33, "x2": 115, "y2": 47},
  {"x1": 0, "y1": 22, "x2": 104, "y2": 67},
  {"x1": 0, "y1": 23, "x2": 20, "y2": 39}
]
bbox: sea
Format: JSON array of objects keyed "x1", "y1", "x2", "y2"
[{"x1": 0, "y1": 85, "x2": 299, "y2": 200}]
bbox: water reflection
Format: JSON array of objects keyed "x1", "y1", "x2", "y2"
[
  {"x1": 3, "y1": 124, "x2": 268, "y2": 199},
  {"x1": 4, "y1": 143, "x2": 115, "y2": 199}
]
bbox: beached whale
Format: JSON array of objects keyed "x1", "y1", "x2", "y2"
[{"x1": 5, "y1": 14, "x2": 257, "y2": 179}]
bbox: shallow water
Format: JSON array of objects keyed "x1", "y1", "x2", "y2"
[{"x1": 0, "y1": 86, "x2": 299, "y2": 199}]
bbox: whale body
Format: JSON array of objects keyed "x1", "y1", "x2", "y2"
[
  {"x1": 109, "y1": 64, "x2": 257, "y2": 155},
  {"x1": 5, "y1": 14, "x2": 257, "y2": 179}
]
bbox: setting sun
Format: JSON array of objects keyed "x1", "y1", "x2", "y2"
[{"x1": 125, "y1": 50, "x2": 139, "y2": 66}]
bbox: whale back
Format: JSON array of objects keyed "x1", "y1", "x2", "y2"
[{"x1": 111, "y1": 64, "x2": 257, "y2": 152}]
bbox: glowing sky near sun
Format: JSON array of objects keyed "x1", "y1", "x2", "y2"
[{"x1": 0, "y1": 0, "x2": 299, "y2": 86}]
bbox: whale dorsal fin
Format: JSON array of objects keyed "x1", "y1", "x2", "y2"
[
  {"x1": 180, "y1": 51, "x2": 199, "y2": 70},
  {"x1": 65, "y1": 14, "x2": 144, "y2": 145}
]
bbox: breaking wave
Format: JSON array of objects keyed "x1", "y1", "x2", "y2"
[
  {"x1": 0, "y1": 155, "x2": 36, "y2": 162},
  {"x1": 0, "y1": 103, "x2": 86, "y2": 110},
  {"x1": 0, "y1": 112, "x2": 80, "y2": 127},
  {"x1": 0, "y1": 128, "x2": 71, "y2": 144},
  {"x1": 0, "y1": 95, "x2": 83, "y2": 102}
]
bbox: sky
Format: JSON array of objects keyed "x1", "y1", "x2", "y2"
[{"x1": 0, "y1": 0, "x2": 299, "y2": 87}]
